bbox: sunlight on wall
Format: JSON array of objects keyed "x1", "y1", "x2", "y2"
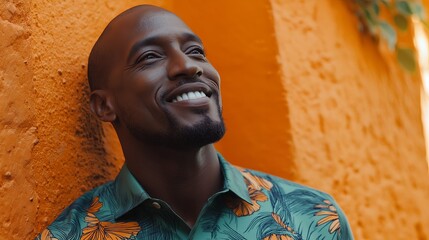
[{"x1": 414, "y1": 18, "x2": 429, "y2": 170}]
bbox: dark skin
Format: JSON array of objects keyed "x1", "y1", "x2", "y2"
[{"x1": 89, "y1": 6, "x2": 224, "y2": 227}]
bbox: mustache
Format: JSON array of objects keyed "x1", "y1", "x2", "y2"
[{"x1": 174, "y1": 77, "x2": 218, "y2": 89}]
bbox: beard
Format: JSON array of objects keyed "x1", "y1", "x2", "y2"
[
  {"x1": 126, "y1": 95, "x2": 226, "y2": 149},
  {"x1": 161, "y1": 113, "x2": 226, "y2": 149}
]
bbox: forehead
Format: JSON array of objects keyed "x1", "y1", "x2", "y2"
[
  {"x1": 99, "y1": 9, "x2": 198, "y2": 68},
  {"x1": 112, "y1": 10, "x2": 194, "y2": 51},
  {"x1": 91, "y1": 8, "x2": 199, "y2": 89},
  {"x1": 130, "y1": 11, "x2": 190, "y2": 34}
]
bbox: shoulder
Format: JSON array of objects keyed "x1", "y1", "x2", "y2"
[
  {"x1": 239, "y1": 167, "x2": 354, "y2": 239},
  {"x1": 242, "y1": 167, "x2": 331, "y2": 198},
  {"x1": 35, "y1": 181, "x2": 115, "y2": 240}
]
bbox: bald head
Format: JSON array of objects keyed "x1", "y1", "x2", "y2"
[
  {"x1": 87, "y1": 5, "x2": 182, "y2": 91},
  {"x1": 87, "y1": 5, "x2": 223, "y2": 148}
]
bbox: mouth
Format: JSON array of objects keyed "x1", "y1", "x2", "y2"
[
  {"x1": 165, "y1": 83, "x2": 213, "y2": 103},
  {"x1": 171, "y1": 91, "x2": 208, "y2": 102}
]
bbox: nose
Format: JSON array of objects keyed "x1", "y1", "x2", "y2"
[{"x1": 167, "y1": 51, "x2": 203, "y2": 80}]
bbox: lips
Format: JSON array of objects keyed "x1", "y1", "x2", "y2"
[{"x1": 165, "y1": 82, "x2": 213, "y2": 103}]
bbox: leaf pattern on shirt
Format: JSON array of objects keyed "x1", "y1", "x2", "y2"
[
  {"x1": 35, "y1": 157, "x2": 353, "y2": 240},
  {"x1": 237, "y1": 166, "x2": 273, "y2": 191},
  {"x1": 80, "y1": 197, "x2": 141, "y2": 240},
  {"x1": 262, "y1": 234, "x2": 293, "y2": 240},
  {"x1": 314, "y1": 199, "x2": 340, "y2": 234},
  {"x1": 225, "y1": 168, "x2": 273, "y2": 216},
  {"x1": 225, "y1": 186, "x2": 268, "y2": 216},
  {"x1": 37, "y1": 229, "x2": 58, "y2": 240},
  {"x1": 246, "y1": 193, "x2": 302, "y2": 240},
  {"x1": 271, "y1": 213, "x2": 297, "y2": 235}
]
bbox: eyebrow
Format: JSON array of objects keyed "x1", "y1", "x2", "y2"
[{"x1": 127, "y1": 32, "x2": 203, "y2": 63}]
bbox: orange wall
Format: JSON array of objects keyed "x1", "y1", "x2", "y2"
[
  {"x1": 172, "y1": 0, "x2": 296, "y2": 180},
  {"x1": 1, "y1": 0, "x2": 429, "y2": 239},
  {"x1": 271, "y1": 1, "x2": 429, "y2": 239}
]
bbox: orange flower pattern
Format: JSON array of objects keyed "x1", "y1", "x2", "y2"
[
  {"x1": 271, "y1": 212, "x2": 297, "y2": 235},
  {"x1": 225, "y1": 167, "x2": 273, "y2": 216},
  {"x1": 35, "y1": 155, "x2": 353, "y2": 239},
  {"x1": 314, "y1": 199, "x2": 341, "y2": 234},
  {"x1": 81, "y1": 197, "x2": 141, "y2": 240},
  {"x1": 263, "y1": 234, "x2": 294, "y2": 240},
  {"x1": 37, "y1": 229, "x2": 58, "y2": 240}
]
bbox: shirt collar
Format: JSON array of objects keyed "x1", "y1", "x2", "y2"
[
  {"x1": 112, "y1": 164, "x2": 150, "y2": 219},
  {"x1": 112, "y1": 152, "x2": 252, "y2": 219},
  {"x1": 217, "y1": 153, "x2": 252, "y2": 204}
]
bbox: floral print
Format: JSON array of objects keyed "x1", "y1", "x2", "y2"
[
  {"x1": 271, "y1": 213, "x2": 297, "y2": 235},
  {"x1": 81, "y1": 197, "x2": 141, "y2": 240},
  {"x1": 225, "y1": 168, "x2": 273, "y2": 216},
  {"x1": 315, "y1": 199, "x2": 341, "y2": 234},
  {"x1": 263, "y1": 234, "x2": 294, "y2": 240},
  {"x1": 37, "y1": 229, "x2": 58, "y2": 240},
  {"x1": 36, "y1": 154, "x2": 353, "y2": 240}
]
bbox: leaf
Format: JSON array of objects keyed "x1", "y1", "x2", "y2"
[
  {"x1": 381, "y1": 0, "x2": 390, "y2": 7},
  {"x1": 395, "y1": 1, "x2": 412, "y2": 15},
  {"x1": 363, "y1": 8, "x2": 378, "y2": 34},
  {"x1": 396, "y1": 47, "x2": 417, "y2": 72},
  {"x1": 372, "y1": 3, "x2": 380, "y2": 16},
  {"x1": 409, "y1": 3, "x2": 426, "y2": 20},
  {"x1": 379, "y1": 21, "x2": 397, "y2": 50},
  {"x1": 393, "y1": 14, "x2": 408, "y2": 31}
]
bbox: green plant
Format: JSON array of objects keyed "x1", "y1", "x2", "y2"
[{"x1": 352, "y1": 0, "x2": 427, "y2": 72}]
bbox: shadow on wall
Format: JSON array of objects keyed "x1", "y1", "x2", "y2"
[{"x1": 75, "y1": 81, "x2": 106, "y2": 157}]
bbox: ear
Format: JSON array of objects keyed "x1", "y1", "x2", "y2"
[{"x1": 90, "y1": 90, "x2": 117, "y2": 122}]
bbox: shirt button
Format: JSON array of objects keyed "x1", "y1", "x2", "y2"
[{"x1": 152, "y1": 202, "x2": 161, "y2": 209}]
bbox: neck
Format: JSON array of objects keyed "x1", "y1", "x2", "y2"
[{"x1": 122, "y1": 137, "x2": 223, "y2": 227}]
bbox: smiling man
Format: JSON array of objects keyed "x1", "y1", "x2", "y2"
[{"x1": 37, "y1": 5, "x2": 353, "y2": 240}]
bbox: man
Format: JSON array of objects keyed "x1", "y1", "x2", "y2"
[{"x1": 37, "y1": 5, "x2": 353, "y2": 240}]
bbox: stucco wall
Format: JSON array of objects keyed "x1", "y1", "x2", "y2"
[
  {"x1": 271, "y1": 1, "x2": 429, "y2": 239},
  {"x1": 0, "y1": 1, "x2": 37, "y2": 238},
  {"x1": 1, "y1": 0, "x2": 429, "y2": 239}
]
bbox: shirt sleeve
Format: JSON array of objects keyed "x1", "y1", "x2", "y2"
[{"x1": 325, "y1": 194, "x2": 354, "y2": 240}]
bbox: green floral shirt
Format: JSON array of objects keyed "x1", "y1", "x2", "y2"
[{"x1": 37, "y1": 154, "x2": 353, "y2": 240}]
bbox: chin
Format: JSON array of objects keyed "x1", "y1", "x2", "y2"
[
  {"x1": 128, "y1": 115, "x2": 226, "y2": 150},
  {"x1": 162, "y1": 101, "x2": 226, "y2": 149},
  {"x1": 167, "y1": 117, "x2": 226, "y2": 149}
]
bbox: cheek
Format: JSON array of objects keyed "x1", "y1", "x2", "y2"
[
  {"x1": 115, "y1": 91, "x2": 166, "y2": 131},
  {"x1": 120, "y1": 69, "x2": 166, "y2": 102},
  {"x1": 114, "y1": 78, "x2": 160, "y2": 120},
  {"x1": 204, "y1": 64, "x2": 221, "y2": 86},
  {"x1": 128, "y1": 69, "x2": 165, "y2": 89}
]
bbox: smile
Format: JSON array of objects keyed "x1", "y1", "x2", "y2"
[
  {"x1": 171, "y1": 91, "x2": 207, "y2": 103},
  {"x1": 165, "y1": 82, "x2": 213, "y2": 104}
]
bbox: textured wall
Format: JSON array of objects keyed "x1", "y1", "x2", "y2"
[
  {"x1": 30, "y1": 0, "x2": 171, "y2": 237},
  {"x1": 0, "y1": 1, "x2": 37, "y2": 238},
  {"x1": 1, "y1": 0, "x2": 166, "y2": 239},
  {"x1": 172, "y1": 0, "x2": 296, "y2": 181},
  {"x1": 1, "y1": 0, "x2": 429, "y2": 239},
  {"x1": 271, "y1": 0, "x2": 429, "y2": 239}
]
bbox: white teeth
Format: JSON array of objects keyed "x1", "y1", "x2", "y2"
[
  {"x1": 188, "y1": 92, "x2": 196, "y2": 99},
  {"x1": 172, "y1": 91, "x2": 208, "y2": 102}
]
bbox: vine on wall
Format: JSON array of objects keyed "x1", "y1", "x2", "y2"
[{"x1": 352, "y1": 0, "x2": 427, "y2": 72}]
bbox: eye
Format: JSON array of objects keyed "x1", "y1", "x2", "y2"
[
  {"x1": 136, "y1": 51, "x2": 162, "y2": 64},
  {"x1": 144, "y1": 54, "x2": 156, "y2": 59},
  {"x1": 187, "y1": 47, "x2": 205, "y2": 56}
]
